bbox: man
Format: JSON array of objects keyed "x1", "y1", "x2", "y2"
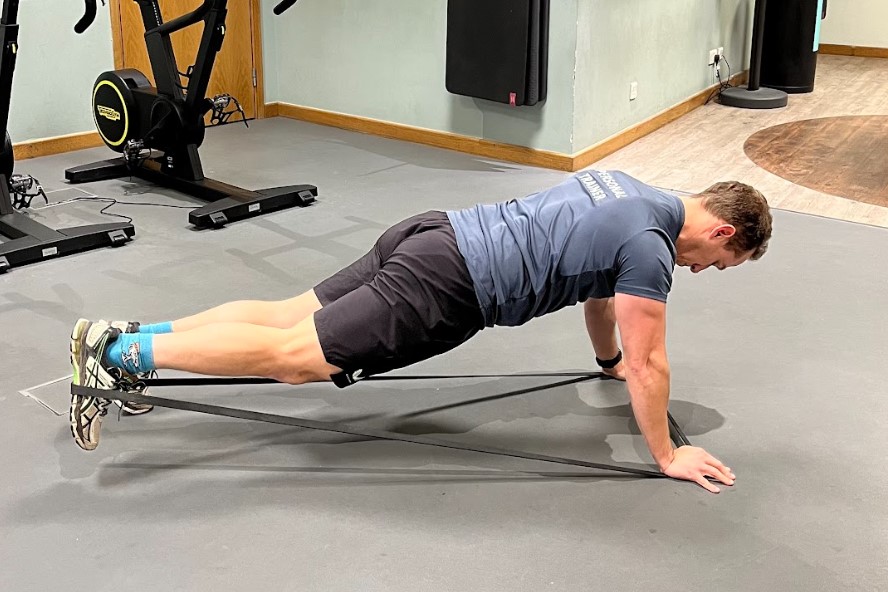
[{"x1": 70, "y1": 170, "x2": 772, "y2": 493}]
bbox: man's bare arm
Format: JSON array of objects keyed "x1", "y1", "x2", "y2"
[
  {"x1": 612, "y1": 294, "x2": 673, "y2": 468},
  {"x1": 614, "y1": 293, "x2": 736, "y2": 492}
]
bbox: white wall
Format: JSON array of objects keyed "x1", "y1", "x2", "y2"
[
  {"x1": 820, "y1": 0, "x2": 888, "y2": 47},
  {"x1": 9, "y1": 0, "x2": 116, "y2": 142}
]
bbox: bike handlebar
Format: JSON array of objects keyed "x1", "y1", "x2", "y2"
[
  {"x1": 273, "y1": 0, "x2": 299, "y2": 16},
  {"x1": 74, "y1": 0, "x2": 97, "y2": 34},
  {"x1": 75, "y1": 0, "x2": 298, "y2": 37}
]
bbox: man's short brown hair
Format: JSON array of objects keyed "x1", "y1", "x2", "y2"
[{"x1": 698, "y1": 181, "x2": 772, "y2": 260}]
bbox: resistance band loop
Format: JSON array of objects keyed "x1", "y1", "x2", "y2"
[{"x1": 71, "y1": 372, "x2": 692, "y2": 479}]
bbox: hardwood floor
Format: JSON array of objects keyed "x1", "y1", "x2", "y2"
[
  {"x1": 590, "y1": 55, "x2": 888, "y2": 228},
  {"x1": 745, "y1": 116, "x2": 888, "y2": 207}
]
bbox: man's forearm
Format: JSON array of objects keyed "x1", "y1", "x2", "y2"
[
  {"x1": 584, "y1": 298, "x2": 620, "y2": 359},
  {"x1": 624, "y1": 356, "x2": 673, "y2": 470}
]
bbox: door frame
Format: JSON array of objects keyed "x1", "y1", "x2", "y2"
[{"x1": 107, "y1": 0, "x2": 267, "y2": 119}]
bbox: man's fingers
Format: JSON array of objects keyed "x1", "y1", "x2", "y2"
[
  {"x1": 695, "y1": 475, "x2": 720, "y2": 493},
  {"x1": 667, "y1": 448, "x2": 733, "y2": 492},
  {"x1": 702, "y1": 454, "x2": 736, "y2": 480},
  {"x1": 704, "y1": 464, "x2": 735, "y2": 486}
]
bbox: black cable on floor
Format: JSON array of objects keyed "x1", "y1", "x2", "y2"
[{"x1": 32, "y1": 195, "x2": 197, "y2": 225}]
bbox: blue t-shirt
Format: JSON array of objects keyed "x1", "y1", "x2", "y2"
[{"x1": 446, "y1": 170, "x2": 685, "y2": 327}]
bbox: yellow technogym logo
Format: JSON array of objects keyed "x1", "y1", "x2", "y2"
[
  {"x1": 93, "y1": 80, "x2": 129, "y2": 147},
  {"x1": 96, "y1": 105, "x2": 121, "y2": 122}
]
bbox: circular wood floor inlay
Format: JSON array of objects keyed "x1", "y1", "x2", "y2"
[{"x1": 744, "y1": 115, "x2": 888, "y2": 207}]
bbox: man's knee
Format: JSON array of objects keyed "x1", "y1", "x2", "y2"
[{"x1": 271, "y1": 316, "x2": 339, "y2": 384}]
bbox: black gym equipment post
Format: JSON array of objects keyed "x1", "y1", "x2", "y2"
[
  {"x1": 66, "y1": 0, "x2": 317, "y2": 229},
  {"x1": 719, "y1": 0, "x2": 788, "y2": 109},
  {"x1": 0, "y1": 0, "x2": 133, "y2": 274}
]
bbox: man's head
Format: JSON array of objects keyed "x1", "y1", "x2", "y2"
[{"x1": 676, "y1": 181, "x2": 772, "y2": 274}]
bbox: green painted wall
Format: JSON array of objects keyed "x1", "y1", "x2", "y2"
[
  {"x1": 266, "y1": 0, "x2": 754, "y2": 156},
  {"x1": 9, "y1": 1, "x2": 761, "y2": 159},
  {"x1": 9, "y1": 1, "x2": 115, "y2": 142},
  {"x1": 572, "y1": 0, "x2": 752, "y2": 152},
  {"x1": 264, "y1": 0, "x2": 578, "y2": 154}
]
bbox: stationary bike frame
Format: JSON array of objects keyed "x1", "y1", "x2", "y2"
[{"x1": 67, "y1": 0, "x2": 317, "y2": 229}]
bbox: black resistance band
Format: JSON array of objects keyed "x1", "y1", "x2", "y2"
[{"x1": 71, "y1": 372, "x2": 692, "y2": 479}]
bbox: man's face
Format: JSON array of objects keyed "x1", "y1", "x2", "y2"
[{"x1": 676, "y1": 225, "x2": 754, "y2": 274}]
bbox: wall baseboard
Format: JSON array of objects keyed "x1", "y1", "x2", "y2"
[
  {"x1": 820, "y1": 44, "x2": 888, "y2": 59},
  {"x1": 14, "y1": 71, "x2": 749, "y2": 171},
  {"x1": 269, "y1": 71, "x2": 748, "y2": 172},
  {"x1": 269, "y1": 102, "x2": 575, "y2": 171},
  {"x1": 13, "y1": 131, "x2": 103, "y2": 161}
]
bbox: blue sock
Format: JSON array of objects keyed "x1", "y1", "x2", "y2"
[
  {"x1": 139, "y1": 322, "x2": 173, "y2": 334},
  {"x1": 104, "y1": 333, "x2": 156, "y2": 375}
]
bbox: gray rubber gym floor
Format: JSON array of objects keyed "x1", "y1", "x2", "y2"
[{"x1": 1, "y1": 120, "x2": 885, "y2": 591}]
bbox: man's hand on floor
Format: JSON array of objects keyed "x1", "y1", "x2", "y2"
[{"x1": 663, "y1": 445, "x2": 736, "y2": 493}]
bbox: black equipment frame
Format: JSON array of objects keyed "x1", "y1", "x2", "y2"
[
  {"x1": 0, "y1": 0, "x2": 133, "y2": 274},
  {"x1": 65, "y1": 0, "x2": 317, "y2": 229},
  {"x1": 719, "y1": 0, "x2": 789, "y2": 109}
]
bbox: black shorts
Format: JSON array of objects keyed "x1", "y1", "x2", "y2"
[{"x1": 314, "y1": 211, "x2": 485, "y2": 386}]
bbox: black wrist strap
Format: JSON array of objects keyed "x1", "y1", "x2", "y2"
[{"x1": 596, "y1": 350, "x2": 623, "y2": 369}]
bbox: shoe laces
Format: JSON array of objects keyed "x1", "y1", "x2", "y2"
[
  {"x1": 114, "y1": 370, "x2": 151, "y2": 421},
  {"x1": 97, "y1": 398, "x2": 112, "y2": 418},
  {"x1": 90, "y1": 328, "x2": 142, "y2": 421}
]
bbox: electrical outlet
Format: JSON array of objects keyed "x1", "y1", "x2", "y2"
[
  {"x1": 708, "y1": 48, "x2": 718, "y2": 66},
  {"x1": 629, "y1": 81, "x2": 638, "y2": 101},
  {"x1": 718, "y1": 46, "x2": 724, "y2": 58}
]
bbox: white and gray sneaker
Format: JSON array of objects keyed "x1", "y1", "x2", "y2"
[
  {"x1": 69, "y1": 319, "x2": 126, "y2": 451},
  {"x1": 105, "y1": 320, "x2": 154, "y2": 416}
]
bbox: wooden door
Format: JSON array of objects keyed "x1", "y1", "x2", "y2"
[{"x1": 111, "y1": 0, "x2": 258, "y2": 121}]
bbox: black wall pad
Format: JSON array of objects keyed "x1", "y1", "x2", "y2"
[
  {"x1": 446, "y1": 0, "x2": 549, "y2": 106},
  {"x1": 538, "y1": 0, "x2": 549, "y2": 102},
  {"x1": 525, "y1": 0, "x2": 541, "y2": 105}
]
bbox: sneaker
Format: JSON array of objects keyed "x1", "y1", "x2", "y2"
[
  {"x1": 69, "y1": 319, "x2": 125, "y2": 451},
  {"x1": 108, "y1": 320, "x2": 141, "y2": 334},
  {"x1": 105, "y1": 320, "x2": 154, "y2": 416}
]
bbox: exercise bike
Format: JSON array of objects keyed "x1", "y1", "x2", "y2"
[
  {"x1": 0, "y1": 0, "x2": 134, "y2": 273},
  {"x1": 67, "y1": 0, "x2": 316, "y2": 229}
]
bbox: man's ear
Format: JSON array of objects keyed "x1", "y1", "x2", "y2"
[{"x1": 709, "y1": 224, "x2": 736, "y2": 240}]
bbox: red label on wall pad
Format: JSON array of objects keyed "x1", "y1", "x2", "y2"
[{"x1": 509, "y1": 92, "x2": 517, "y2": 106}]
